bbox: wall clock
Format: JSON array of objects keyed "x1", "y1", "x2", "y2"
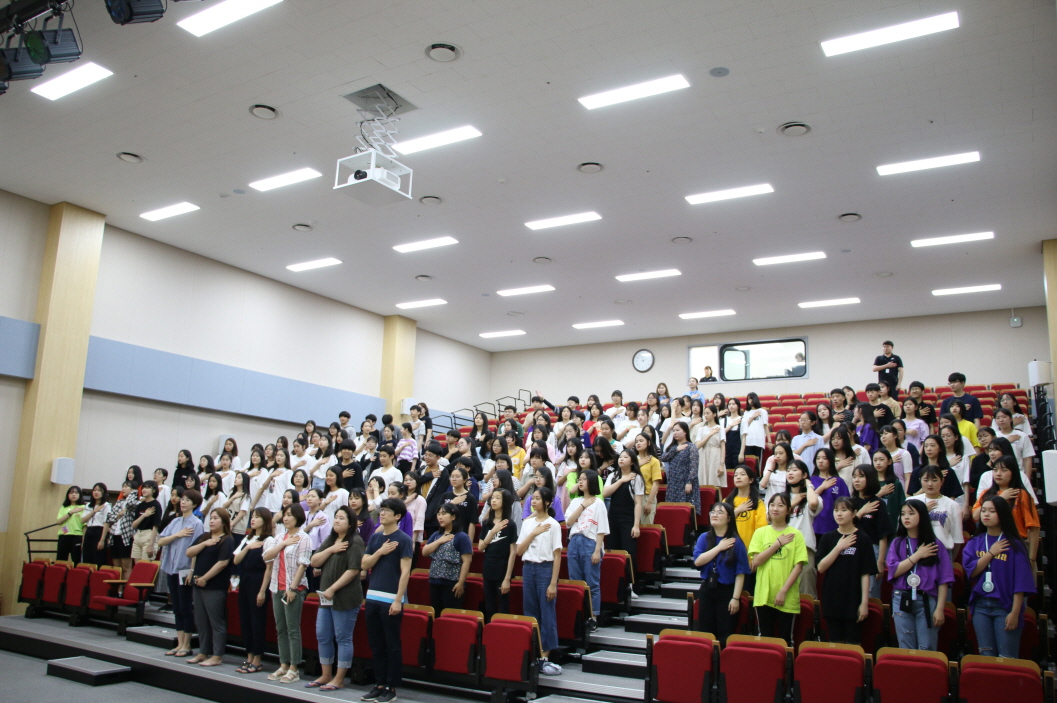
[{"x1": 632, "y1": 349, "x2": 654, "y2": 373}]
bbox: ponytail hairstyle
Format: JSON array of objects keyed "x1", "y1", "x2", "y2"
[
  {"x1": 437, "y1": 502, "x2": 464, "y2": 533},
  {"x1": 249, "y1": 507, "x2": 274, "y2": 539},
  {"x1": 895, "y1": 499, "x2": 938, "y2": 566},
  {"x1": 705, "y1": 502, "x2": 742, "y2": 567},
  {"x1": 534, "y1": 486, "x2": 556, "y2": 518},
  {"x1": 734, "y1": 464, "x2": 762, "y2": 511}
]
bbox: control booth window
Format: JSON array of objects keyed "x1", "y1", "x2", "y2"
[{"x1": 719, "y1": 339, "x2": 807, "y2": 381}]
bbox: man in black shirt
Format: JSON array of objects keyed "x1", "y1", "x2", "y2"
[
  {"x1": 906, "y1": 382, "x2": 937, "y2": 430},
  {"x1": 414, "y1": 443, "x2": 450, "y2": 537},
  {"x1": 872, "y1": 341, "x2": 904, "y2": 400},
  {"x1": 336, "y1": 439, "x2": 364, "y2": 492},
  {"x1": 130, "y1": 480, "x2": 162, "y2": 562},
  {"x1": 864, "y1": 383, "x2": 894, "y2": 427}
]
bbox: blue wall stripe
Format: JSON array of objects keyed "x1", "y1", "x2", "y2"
[{"x1": 0, "y1": 316, "x2": 40, "y2": 379}]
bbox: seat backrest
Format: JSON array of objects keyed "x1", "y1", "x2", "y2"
[
  {"x1": 482, "y1": 620, "x2": 533, "y2": 682},
  {"x1": 874, "y1": 649, "x2": 949, "y2": 702},
  {"x1": 401, "y1": 606, "x2": 433, "y2": 668},
  {"x1": 600, "y1": 551, "x2": 629, "y2": 606},
  {"x1": 463, "y1": 575, "x2": 485, "y2": 613},
  {"x1": 555, "y1": 581, "x2": 588, "y2": 642},
  {"x1": 636, "y1": 526, "x2": 663, "y2": 574},
  {"x1": 654, "y1": 504, "x2": 692, "y2": 548},
  {"x1": 433, "y1": 614, "x2": 480, "y2": 674},
  {"x1": 299, "y1": 596, "x2": 319, "y2": 650},
  {"x1": 122, "y1": 561, "x2": 159, "y2": 602},
  {"x1": 507, "y1": 577, "x2": 524, "y2": 614},
  {"x1": 653, "y1": 637, "x2": 713, "y2": 703},
  {"x1": 407, "y1": 569, "x2": 431, "y2": 607},
  {"x1": 721, "y1": 640, "x2": 786, "y2": 702},
  {"x1": 859, "y1": 599, "x2": 884, "y2": 654},
  {"x1": 87, "y1": 568, "x2": 120, "y2": 611},
  {"x1": 20, "y1": 561, "x2": 46, "y2": 601},
  {"x1": 794, "y1": 647, "x2": 864, "y2": 703},
  {"x1": 63, "y1": 566, "x2": 93, "y2": 607},
  {"x1": 41, "y1": 563, "x2": 69, "y2": 604},
  {"x1": 793, "y1": 594, "x2": 813, "y2": 647}
]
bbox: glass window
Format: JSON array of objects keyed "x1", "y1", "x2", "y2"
[{"x1": 719, "y1": 339, "x2": 807, "y2": 381}]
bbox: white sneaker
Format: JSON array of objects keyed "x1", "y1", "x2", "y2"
[
  {"x1": 540, "y1": 660, "x2": 563, "y2": 676},
  {"x1": 630, "y1": 591, "x2": 640, "y2": 600}
]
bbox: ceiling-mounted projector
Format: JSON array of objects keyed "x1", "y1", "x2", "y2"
[{"x1": 334, "y1": 149, "x2": 412, "y2": 206}]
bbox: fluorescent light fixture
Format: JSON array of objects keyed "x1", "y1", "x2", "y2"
[
  {"x1": 286, "y1": 257, "x2": 341, "y2": 272},
  {"x1": 911, "y1": 231, "x2": 994, "y2": 248},
  {"x1": 249, "y1": 167, "x2": 322, "y2": 192},
  {"x1": 479, "y1": 330, "x2": 526, "y2": 338},
  {"x1": 31, "y1": 62, "x2": 112, "y2": 100},
  {"x1": 393, "y1": 236, "x2": 459, "y2": 253},
  {"x1": 572, "y1": 320, "x2": 624, "y2": 329},
  {"x1": 393, "y1": 126, "x2": 482, "y2": 155},
  {"x1": 685, "y1": 183, "x2": 774, "y2": 205},
  {"x1": 798, "y1": 297, "x2": 861, "y2": 308},
  {"x1": 578, "y1": 74, "x2": 690, "y2": 109},
  {"x1": 525, "y1": 211, "x2": 601, "y2": 230},
  {"x1": 396, "y1": 298, "x2": 448, "y2": 309},
  {"x1": 753, "y1": 251, "x2": 826, "y2": 266},
  {"x1": 616, "y1": 269, "x2": 682, "y2": 282},
  {"x1": 679, "y1": 309, "x2": 736, "y2": 320},
  {"x1": 822, "y1": 12, "x2": 960, "y2": 57},
  {"x1": 497, "y1": 284, "x2": 555, "y2": 297},
  {"x1": 877, "y1": 151, "x2": 980, "y2": 176},
  {"x1": 932, "y1": 284, "x2": 1001, "y2": 296},
  {"x1": 178, "y1": 0, "x2": 283, "y2": 37},
  {"x1": 140, "y1": 202, "x2": 200, "y2": 221}
]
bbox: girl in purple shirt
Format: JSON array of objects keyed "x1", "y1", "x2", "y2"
[
  {"x1": 962, "y1": 496, "x2": 1036, "y2": 658},
  {"x1": 886, "y1": 500, "x2": 952, "y2": 651},
  {"x1": 810, "y1": 449, "x2": 850, "y2": 540}
]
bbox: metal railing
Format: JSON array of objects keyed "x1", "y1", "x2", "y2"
[{"x1": 24, "y1": 521, "x2": 62, "y2": 562}]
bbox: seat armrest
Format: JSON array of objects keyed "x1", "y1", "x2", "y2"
[
  {"x1": 103, "y1": 579, "x2": 127, "y2": 584},
  {"x1": 129, "y1": 583, "x2": 155, "y2": 588}
]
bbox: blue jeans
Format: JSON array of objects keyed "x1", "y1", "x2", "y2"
[
  {"x1": 892, "y1": 589, "x2": 939, "y2": 651},
  {"x1": 522, "y1": 561, "x2": 558, "y2": 653},
  {"x1": 972, "y1": 597, "x2": 1022, "y2": 658},
  {"x1": 312, "y1": 477, "x2": 326, "y2": 492},
  {"x1": 567, "y1": 534, "x2": 601, "y2": 616},
  {"x1": 316, "y1": 606, "x2": 358, "y2": 669}
]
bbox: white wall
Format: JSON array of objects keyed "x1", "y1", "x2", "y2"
[
  {"x1": 91, "y1": 225, "x2": 385, "y2": 394},
  {"x1": 74, "y1": 391, "x2": 303, "y2": 488},
  {"x1": 414, "y1": 329, "x2": 492, "y2": 414},
  {"x1": 490, "y1": 307, "x2": 1050, "y2": 403}
]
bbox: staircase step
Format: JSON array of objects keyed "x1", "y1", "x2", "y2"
[
  {"x1": 663, "y1": 566, "x2": 701, "y2": 581},
  {"x1": 659, "y1": 581, "x2": 698, "y2": 599},
  {"x1": 623, "y1": 613, "x2": 689, "y2": 634},
  {"x1": 630, "y1": 594, "x2": 686, "y2": 613},
  {"x1": 581, "y1": 650, "x2": 647, "y2": 678},
  {"x1": 47, "y1": 657, "x2": 131, "y2": 687},
  {"x1": 126, "y1": 625, "x2": 197, "y2": 650},
  {"x1": 538, "y1": 663, "x2": 644, "y2": 701},
  {"x1": 589, "y1": 627, "x2": 648, "y2": 651}
]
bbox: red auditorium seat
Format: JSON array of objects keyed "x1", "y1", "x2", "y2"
[
  {"x1": 654, "y1": 503, "x2": 696, "y2": 554},
  {"x1": 507, "y1": 577, "x2": 524, "y2": 614},
  {"x1": 89, "y1": 560, "x2": 160, "y2": 633},
  {"x1": 959, "y1": 655, "x2": 1049, "y2": 703},
  {"x1": 646, "y1": 629, "x2": 716, "y2": 703},
  {"x1": 433, "y1": 609, "x2": 483, "y2": 681},
  {"x1": 463, "y1": 574, "x2": 485, "y2": 612},
  {"x1": 407, "y1": 568, "x2": 430, "y2": 607},
  {"x1": 225, "y1": 590, "x2": 241, "y2": 641},
  {"x1": 401, "y1": 604, "x2": 434, "y2": 670},
  {"x1": 481, "y1": 613, "x2": 540, "y2": 699},
  {"x1": 872, "y1": 648, "x2": 951, "y2": 703},
  {"x1": 773, "y1": 422, "x2": 799, "y2": 436},
  {"x1": 62, "y1": 563, "x2": 96, "y2": 622},
  {"x1": 794, "y1": 641, "x2": 866, "y2": 703},
  {"x1": 636, "y1": 525, "x2": 667, "y2": 582},
  {"x1": 555, "y1": 579, "x2": 590, "y2": 649},
  {"x1": 858, "y1": 598, "x2": 886, "y2": 654},
  {"x1": 771, "y1": 406, "x2": 796, "y2": 417},
  {"x1": 720, "y1": 634, "x2": 790, "y2": 703},
  {"x1": 600, "y1": 550, "x2": 632, "y2": 613},
  {"x1": 952, "y1": 563, "x2": 967, "y2": 606},
  {"x1": 777, "y1": 394, "x2": 802, "y2": 405},
  {"x1": 793, "y1": 595, "x2": 814, "y2": 648},
  {"x1": 697, "y1": 487, "x2": 717, "y2": 523},
  {"x1": 351, "y1": 605, "x2": 371, "y2": 683},
  {"x1": 469, "y1": 549, "x2": 485, "y2": 574},
  {"x1": 77, "y1": 567, "x2": 120, "y2": 625},
  {"x1": 965, "y1": 606, "x2": 1047, "y2": 661},
  {"x1": 40, "y1": 562, "x2": 71, "y2": 611},
  {"x1": 18, "y1": 560, "x2": 48, "y2": 607},
  {"x1": 964, "y1": 385, "x2": 988, "y2": 394}
]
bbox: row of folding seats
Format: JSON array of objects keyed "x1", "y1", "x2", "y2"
[
  {"x1": 18, "y1": 559, "x2": 131, "y2": 627},
  {"x1": 646, "y1": 630, "x2": 1053, "y2": 703}
]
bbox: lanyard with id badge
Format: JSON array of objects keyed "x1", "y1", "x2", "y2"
[
  {"x1": 899, "y1": 539, "x2": 927, "y2": 613},
  {"x1": 982, "y1": 535, "x2": 996, "y2": 593}
]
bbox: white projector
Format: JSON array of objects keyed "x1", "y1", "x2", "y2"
[{"x1": 334, "y1": 149, "x2": 412, "y2": 206}]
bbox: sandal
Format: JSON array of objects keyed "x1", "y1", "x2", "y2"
[
  {"x1": 305, "y1": 681, "x2": 324, "y2": 688},
  {"x1": 280, "y1": 671, "x2": 300, "y2": 684},
  {"x1": 268, "y1": 668, "x2": 288, "y2": 681},
  {"x1": 164, "y1": 648, "x2": 179, "y2": 656},
  {"x1": 237, "y1": 664, "x2": 263, "y2": 674},
  {"x1": 320, "y1": 684, "x2": 344, "y2": 691},
  {"x1": 173, "y1": 651, "x2": 193, "y2": 658}
]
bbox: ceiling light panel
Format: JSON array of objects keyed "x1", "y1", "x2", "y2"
[
  {"x1": 396, "y1": 298, "x2": 447, "y2": 309},
  {"x1": 392, "y1": 126, "x2": 482, "y2": 155},
  {"x1": 685, "y1": 183, "x2": 774, "y2": 205},
  {"x1": 932, "y1": 284, "x2": 1001, "y2": 296},
  {"x1": 821, "y1": 12, "x2": 960, "y2": 57},
  {"x1": 286, "y1": 257, "x2": 341, "y2": 272},
  {"x1": 753, "y1": 251, "x2": 826, "y2": 266},
  {"x1": 911, "y1": 231, "x2": 994, "y2": 248},
  {"x1": 615, "y1": 269, "x2": 681, "y2": 282},
  {"x1": 578, "y1": 74, "x2": 690, "y2": 109},
  {"x1": 393, "y1": 236, "x2": 458, "y2": 253},
  {"x1": 249, "y1": 167, "x2": 322, "y2": 192},
  {"x1": 573, "y1": 320, "x2": 624, "y2": 329},
  {"x1": 525, "y1": 212, "x2": 601, "y2": 230},
  {"x1": 140, "y1": 202, "x2": 200, "y2": 221},
  {"x1": 877, "y1": 151, "x2": 980, "y2": 176},
  {"x1": 679, "y1": 309, "x2": 736, "y2": 319},
  {"x1": 31, "y1": 62, "x2": 112, "y2": 100},
  {"x1": 497, "y1": 285, "x2": 555, "y2": 296},
  {"x1": 178, "y1": 0, "x2": 284, "y2": 37},
  {"x1": 798, "y1": 297, "x2": 861, "y2": 308},
  {"x1": 479, "y1": 330, "x2": 526, "y2": 338}
]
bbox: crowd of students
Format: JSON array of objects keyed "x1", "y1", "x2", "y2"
[{"x1": 49, "y1": 364, "x2": 1042, "y2": 696}]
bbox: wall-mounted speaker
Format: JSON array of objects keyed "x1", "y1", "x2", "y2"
[{"x1": 51, "y1": 457, "x2": 75, "y2": 485}]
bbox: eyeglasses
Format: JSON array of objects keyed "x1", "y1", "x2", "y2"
[{"x1": 708, "y1": 508, "x2": 727, "y2": 516}]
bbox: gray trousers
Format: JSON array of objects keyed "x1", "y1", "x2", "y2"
[{"x1": 193, "y1": 588, "x2": 227, "y2": 656}]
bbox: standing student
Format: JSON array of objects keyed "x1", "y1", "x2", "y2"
[
  {"x1": 320, "y1": 467, "x2": 350, "y2": 522},
  {"x1": 443, "y1": 466, "x2": 481, "y2": 542},
  {"x1": 810, "y1": 449, "x2": 850, "y2": 543},
  {"x1": 186, "y1": 508, "x2": 235, "y2": 667},
  {"x1": 395, "y1": 423, "x2": 419, "y2": 475},
  {"x1": 817, "y1": 498, "x2": 876, "y2": 644},
  {"x1": 901, "y1": 398, "x2": 929, "y2": 454},
  {"x1": 739, "y1": 393, "x2": 770, "y2": 463},
  {"x1": 748, "y1": 494, "x2": 808, "y2": 645},
  {"x1": 81, "y1": 483, "x2": 111, "y2": 567},
  {"x1": 907, "y1": 435, "x2": 964, "y2": 501},
  {"x1": 223, "y1": 472, "x2": 252, "y2": 539},
  {"x1": 760, "y1": 442, "x2": 793, "y2": 505},
  {"x1": 850, "y1": 465, "x2": 894, "y2": 599},
  {"x1": 694, "y1": 405, "x2": 726, "y2": 487},
  {"x1": 479, "y1": 489, "x2": 518, "y2": 622},
  {"x1": 939, "y1": 421, "x2": 972, "y2": 516},
  {"x1": 785, "y1": 461, "x2": 821, "y2": 598},
  {"x1": 886, "y1": 501, "x2": 952, "y2": 651},
  {"x1": 963, "y1": 496, "x2": 1036, "y2": 658},
  {"x1": 335, "y1": 439, "x2": 364, "y2": 493},
  {"x1": 722, "y1": 399, "x2": 743, "y2": 470},
  {"x1": 566, "y1": 470, "x2": 609, "y2": 630},
  {"x1": 603, "y1": 450, "x2": 644, "y2": 586},
  {"x1": 263, "y1": 503, "x2": 313, "y2": 684},
  {"x1": 174, "y1": 450, "x2": 196, "y2": 490},
  {"x1": 402, "y1": 473, "x2": 427, "y2": 543},
  {"x1": 103, "y1": 480, "x2": 140, "y2": 580},
  {"x1": 56, "y1": 486, "x2": 85, "y2": 563},
  {"x1": 855, "y1": 403, "x2": 881, "y2": 455},
  {"x1": 309, "y1": 506, "x2": 365, "y2": 692},
  {"x1": 993, "y1": 409, "x2": 1036, "y2": 477},
  {"x1": 872, "y1": 341, "x2": 903, "y2": 399},
  {"x1": 907, "y1": 467, "x2": 964, "y2": 557},
  {"x1": 131, "y1": 480, "x2": 162, "y2": 563},
  {"x1": 201, "y1": 474, "x2": 227, "y2": 522},
  {"x1": 693, "y1": 502, "x2": 749, "y2": 645},
  {"x1": 635, "y1": 432, "x2": 663, "y2": 524},
  {"x1": 517, "y1": 487, "x2": 564, "y2": 676},
  {"x1": 232, "y1": 508, "x2": 274, "y2": 674},
  {"x1": 872, "y1": 449, "x2": 907, "y2": 528},
  {"x1": 661, "y1": 422, "x2": 701, "y2": 514},
  {"x1": 830, "y1": 426, "x2": 865, "y2": 492},
  {"x1": 360, "y1": 498, "x2": 414, "y2": 703},
  {"x1": 421, "y1": 503, "x2": 473, "y2": 614},
  {"x1": 972, "y1": 457, "x2": 1040, "y2": 565},
  {"x1": 156, "y1": 490, "x2": 205, "y2": 657},
  {"x1": 732, "y1": 465, "x2": 768, "y2": 554}
]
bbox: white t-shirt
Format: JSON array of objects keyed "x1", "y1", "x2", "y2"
[
  {"x1": 604, "y1": 472, "x2": 645, "y2": 496},
  {"x1": 787, "y1": 492, "x2": 821, "y2": 551},
  {"x1": 228, "y1": 494, "x2": 252, "y2": 533},
  {"x1": 289, "y1": 452, "x2": 313, "y2": 475},
  {"x1": 977, "y1": 470, "x2": 1038, "y2": 505},
  {"x1": 309, "y1": 454, "x2": 337, "y2": 482},
  {"x1": 995, "y1": 428, "x2": 1036, "y2": 470},
  {"x1": 762, "y1": 465, "x2": 788, "y2": 505},
  {"x1": 216, "y1": 454, "x2": 243, "y2": 473},
  {"x1": 155, "y1": 484, "x2": 171, "y2": 512},
  {"x1": 517, "y1": 515, "x2": 564, "y2": 562},
  {"x1": 946, "y1": 452, "x2": 972, "y2": 486},
  {"x1": 370, "y1": 466, "x2": 404, "y2": 490},
  {"x1": 321, "y1": 488, "x2": 350, "y2": 521},
  {"x1": 742, "y1": 408, "x2": 770, "y2": 447},
  {"x1": 262, "y1": 469, "x2": 292, "y2": 513},
  {"x1": 907, "y1": 495, "x2": 965, "y2": 550},
  {"x1": 203, "y1": 490, "x2": 227, "y2": 518},
  {"x1": 618, "y1": 420, "x2": 642, "y2": 448},
  {"x1": 567, "y1": 497, "x2": 611, "y2": 542},
  {"x1": 80, "y1": 502, "x2": 111, "y2": 528}
]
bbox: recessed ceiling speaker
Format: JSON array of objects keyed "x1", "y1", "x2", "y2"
[
  {"x1": 104, "y1": 0, "x2": 165, "y2": 25},
  {"x1": 577, "y1": 162, "x2": 603, "y2": 173},
  {"x1": 426, "y1": 43, "x2": 461, "y2": 62},
  {"x1": 250, "y1": 104, "x2": 279, "y2": 119},
  {"x1": 777, "y1": 121, "x2": 811, "y2": 137}
]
